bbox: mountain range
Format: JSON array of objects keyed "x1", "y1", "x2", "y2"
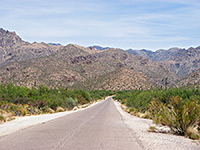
[
  {"x1": 127, "y1": 46, "x2": 200, "y2": 79},
  {"x1": 0, "y1": 28, "x2": 199, "y2": 90}
]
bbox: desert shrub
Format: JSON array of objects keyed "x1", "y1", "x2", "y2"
[
  {"x1": 65, "y1": 97, "x2": 77, "y2": 109},
  {"x1": 16, "y1": 105, "x2": 28, "y2": 116},
  {"x1": 90, "y1": 90, "x2": 114, "y2": 100},
  {"x1": 185, "y1": 126, "x2": 200, "y2": 140},
  {"x1": 9, "y1": 104, "x2": 16, "y2": 111},
  {"x1": 38, "y1": 85, "x2": 49, "y2": 95},
  {"x1": 148, "y1": 126, "x2": 156, "y2": 132},
  {"x1": 150, "y1": 96, "x2": 200, "y2": 135},
  {"x1": 114, "y1": 90, "x2": 133, "y2": 101},
  {"x1": 0, "y1": 84, "x2": 112, "y2": 116},
  {"x1": 11, "y1": 98, "x2": 30, "y2": 105},
  {"x1": 126, "y1": 90, "x2": 155, "y2": 112},
  {"x1": 0, "y1": 115, "x2": 6, "y2": 122},
  {"x1": 32, "y1": 100, "x2": 47, "y2": 109},
  {"x1": 148, "y1": 99, "x2": 164, "y2": 120},
  {"x1": 20, "y1": 108, "x2": 28, "y2": 116},
  {"x1": 115, "y1": 87, "x2": 200, "y2": 111},
  {"x1": 76, "y1": 95, "x2": 88, "y2": 104},
  {"x1": 121, "y1": 100, "x2": 125, "y2": 104},
  {"x1": 74, "y1": 89, "x2": 91, "y2": 102}
]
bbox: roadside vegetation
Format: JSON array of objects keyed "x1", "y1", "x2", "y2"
[
  {"x1": 114, "y1": 87, "x2": 200, "y2": 140},
  {"x1": 0, "y1": 84, "x2": 113, "y2": 123}
]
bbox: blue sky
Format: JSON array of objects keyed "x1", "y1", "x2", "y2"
[{"x1": 0, "y1": 0, "x2": 200, "y2": 50}]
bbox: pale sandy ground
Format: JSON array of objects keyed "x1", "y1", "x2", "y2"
[
  {"x1": 0, "y1": 99, "x2": 105, "y2": 137},
  {"x1": 114, "y1": 101, "x2": 200, "y2": 150}
]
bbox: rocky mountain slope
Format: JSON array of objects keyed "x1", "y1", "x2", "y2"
[
  {"x1": 127, "y1": 47, "x2": 200, "y2": 79},
  {"x1": 0, "y1": 28, "x2": 180, "y2": 90},
  {"x1": 0, "y1": 28, "x2": 63, "y2": 66},
  {"x1": 126, "y1": 48, "x2": 180, "y2": 61},
  {"x1": 3, "y1": 28, "x2": 198, "y2": 90},
  {"x1": 164, "y1": 47, "x2": 200, "y2": 78},
  {"x1": 176, "y1": 69, "x2": 200, "y2": 87},
  {"x1": 126, "y1": 49, "x2": 154, "y2": 60},
  {"x1": 0, "y1": 44, "x2": 98, "y2": 88},
  {"x1": 72, "y1": 68, "x2": 154, "y2": 90},
  {"x1": 0, "y1": 43, "x2": 178, "y2": 89}
]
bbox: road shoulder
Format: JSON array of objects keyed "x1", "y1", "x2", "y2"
[{"x1": 113, "y1": 100, "x2": 200, "y2": 150}]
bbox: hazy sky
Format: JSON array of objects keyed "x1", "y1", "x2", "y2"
[{"x1": 0, "y1": 0, "x2": 200, "y2": 50}]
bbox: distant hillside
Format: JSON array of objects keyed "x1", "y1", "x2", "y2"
[
  {"x1": 127, "y1": 47, "x2": 200, "y2": 79},
  {"x1": 126, "y1": 49, "x2": 154, "y2": 60},
  {"x1": 164, "y1": 47, "x2": 200, "y2": 78},
  {"x1": 72, "y1": 68, "x2": 154, "y2": 91},
  {"x1": 1, "y1": 28, "x2": 192, "y2": 90},
  {"x1": 126, "y1": 48, "x2": 180, "y2": 61},
  {"x1": 0, "y1": 28, "x2": 63, "y2": 66},
  {"x1": 0, "y1": 44, "x2": 178, "y2": 89},
  {"x1": 176, "y1": 69, "x2": 200, "y2": 87}
]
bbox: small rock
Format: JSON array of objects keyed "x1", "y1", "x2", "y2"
[{"x1": 155, "y1": 125, "x2": 171, "y2": 133}]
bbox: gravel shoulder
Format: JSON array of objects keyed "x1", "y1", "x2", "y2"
[
  {"x1": 113, "y1": 100, "x2": 200, "y2": 150},
  {"x1": 0, "y1": 100, "x2": 104, "y2": 137}
]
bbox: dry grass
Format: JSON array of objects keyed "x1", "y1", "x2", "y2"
[
  {"x1": 48, "y1": 108, "x2": 55, "y2": 114},
  {"x1": 80, "y1": 104, "x2": 89, "y2": 109},
  {"x1": 185, "y1": 126, "x2": 200, "y2": 140},
  {"x1": 124, "y1": 107, "x2": 151, "y2": 119},
  {"x1": 0, "y1": 115, "x2": 6, "y2": 122},
  {"x1": 56, "y1": 107, "x2": 65, "y2": 112},
  {"x1": 148, "y1": 126, "x2": 156, "y2": 132}
]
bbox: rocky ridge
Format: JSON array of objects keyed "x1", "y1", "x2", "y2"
[
  {"x1": 73, "y1": 68, "x2": 154, "y2": 90},
  {"x1": 0, "y1": 43, "x2": 176, "y2": 89},
  {"x1": 127, "y1": 47, "x2": 200, "y2": 79},
  {"x1": 1, "y1": 28, "x2": 199, "y2": 90},
  {"x1": 0, "y1": 28, "x2": 63, "y2": 66},
  {"x1": 177, "y1": 69, "x2": 200, "y2": 87}
]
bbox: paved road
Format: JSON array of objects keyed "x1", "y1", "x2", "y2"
[{"x1": 0, "y1": 97, "x2": 143, "y2": 150}]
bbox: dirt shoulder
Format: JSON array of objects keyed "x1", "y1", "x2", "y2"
[{"x1": 113, "y1": 101, "x2": 200, "y2": 150}]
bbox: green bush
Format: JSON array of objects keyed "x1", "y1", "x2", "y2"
[
  {"x1": 74, "y1": 89, "x2": 91, "y2": 102},
  {"x1": 0, "y1": 115, "x2": 6, "y2": 122},
  {"x1": 115, "y1": 87, "x2": 200, "y2": 112},
  {"x1": 90, "y1": 90, "x2": 114, "y2": 100},
  {"x1": 65, "y1": 97, "x2": 77, "y2": 109},
  {"x1": 0, "y1": 84, "x2": 95, "y2": 115},
  {"x1": 114, "y1": 90, "x2": 133, "y2": 101},
  {"x1": 150, "y1": 96, "x2": 200, "y2": 135},
  {"x1": 32, "y1": 100, "x2": 47, "y2": 109},
  {"x1": 113, "y1": 87, "x2": 200, "y2": 139},
  {"x1": 185, "y1": 126, "x2": 200, "y2": 140},
  {"x1": 121, "y1": 100, "x2": 125, "y2": 104}
]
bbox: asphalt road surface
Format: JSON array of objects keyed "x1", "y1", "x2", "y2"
[{"x1": 0, "y1": 97, "x2": 143, "y2": 150}]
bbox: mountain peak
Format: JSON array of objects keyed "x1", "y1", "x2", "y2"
[
  {"x1": 0, "y1": 28, "x2": 24, "y2": 48},
  {"x1": 0, "y1": 28, "x2": 10, "y2": 34},
  {"x1": 66, "y1": 44, "x2": 98, "y2": 54}
]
